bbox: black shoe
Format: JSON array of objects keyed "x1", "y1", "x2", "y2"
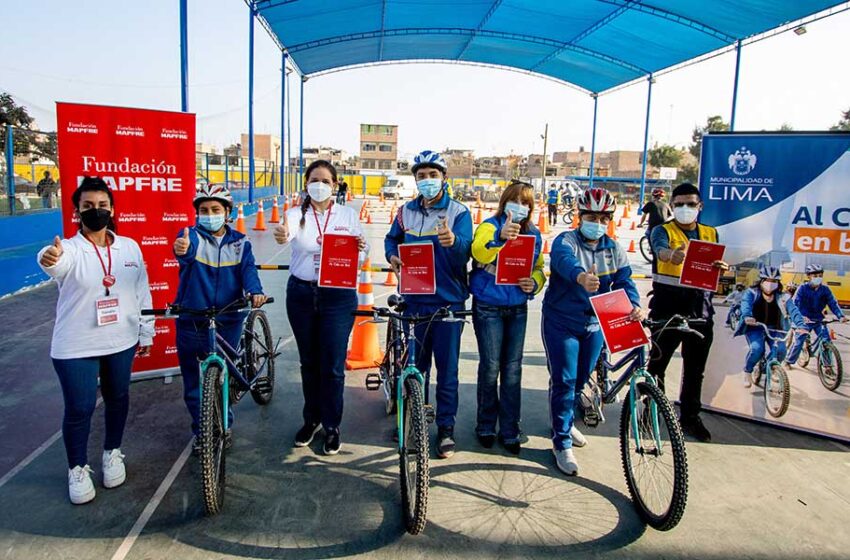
[
  {"x1": 323, "y1": 430, "x2": 341, "y2": 456},
  {"x1": 437, "y1": 427, "x2": 456, "y2": 459},
  {"x1": 500, "y1": 436, "x2": 521, "y2": 455},
  {"x1": 294, "y1": 422, "x2": 321, "y2": 447},
  {"x1": 476, "y1": 433, "x2": 496, "y2": 449},
  {"x1": 681, "y1": 416, "x2": 712, "y2": 443},
  {"x1": 224, "y1": 429, "x2": 233, "y2": 450}
]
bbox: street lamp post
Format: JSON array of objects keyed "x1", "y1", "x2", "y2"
[{"x1": 540, "y1": 123, "x2": 549, "y2": 195}]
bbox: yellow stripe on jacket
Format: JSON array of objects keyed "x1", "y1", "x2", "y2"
[{"x1": 471, "y1": 221, "x2": 546, "y2": 295}]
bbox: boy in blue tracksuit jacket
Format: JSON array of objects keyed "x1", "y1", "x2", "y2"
[
  {"x1": 385, "y1": 150, "x2": 472, "y2": 458},
  {"x1": 542, "y1": 188, "x2": 641, "y2": 476},
  {"x1": 173, "y1": 186, "x2": 265, "y2": 444},
  {"x1": 786, "y1": 265, "x2": 847, "y2": 365}
]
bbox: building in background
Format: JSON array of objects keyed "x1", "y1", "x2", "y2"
[
  {"x1": 290, "y1": 146, "x2": 347, "y2": 170},
  {"x1": 360, "y1": 124, "x2": 398, "y2": 171},
  {"x1": 240, "y1": 134, "x2": 284, "y2": 169},
  {"x1": 444, "y1": 148, "x2": 475, "y2": 178}
]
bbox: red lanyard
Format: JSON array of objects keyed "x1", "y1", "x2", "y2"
[
  {"x1": 311, "y1": 202, "x2": 334, "y2": 245},
  {"x1": 84, "y1": 233, "x2": 115, "y2": 295}
]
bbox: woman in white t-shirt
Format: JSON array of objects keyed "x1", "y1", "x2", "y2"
[
  {"x1": 37, "y1": 177, "x2": 154, "y2": 505},
  {"x1": 273, "y1": 160, "x2": 368, "y2": 455}
]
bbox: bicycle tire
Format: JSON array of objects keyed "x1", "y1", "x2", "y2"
[
  {"x1": 639, "y1": 236, "x2": 653, "y2": 264},
  {"x1": 382, "y1": 322, "x2": 398, "y2": 415},
  {"x1": 246, "y1": 310, "x2": 276, "y2": 405},
  {"x1": 200, "y1": 364, "x2": 227, "y2": 515},
  {"x1": 817, "y1": 342, "x2": 843, "y2": 391},
  {"x1": 619, "y1": 381, "x2": 688, "y2": 531},
  {"x1": 764, "y1": 363, "x2": 790, "y2": 418},
  {"x1": 399, "y1": 376, "x2": 429, "y2": 535},
  {"x1": 561, "y1": 210, "x2": 574, "y2": 226}
]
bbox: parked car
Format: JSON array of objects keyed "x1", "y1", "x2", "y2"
[
  {"x1": 381, "y1": 175, "x2": 417, "y2": 200},
  {"x1": 0, "y1": 173, "x2": 36, "y2": 195}
]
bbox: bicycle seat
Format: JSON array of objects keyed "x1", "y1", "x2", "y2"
[{"x1": 388, "y1": 293, "x2": 406, "y2": 312}]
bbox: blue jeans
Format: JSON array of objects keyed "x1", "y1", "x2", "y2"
[
  {"x1": 542, "y1": 313, "x2": 604, "y2": 450},
  {"x1": 286, "y1": 277, "x2": 357, "y2": 431},
  {"x1": 472, "y1": 300, "x2": 527, "y2": 442},
  {"x1": 744, "y1": 327, "x2": 787, "y2": 373},
  {"x1": 52, "y1": 344, "x2": 137, "y2": 468},
  {"x1": 176, "y1": 319, "x2": 243, "y2": 436},
  {"x1": 786, "y1": 322, "x2": 829, "y2": 364},
  {"x1": 405, "y1": 301, "x2": 466, "y2": 429}
]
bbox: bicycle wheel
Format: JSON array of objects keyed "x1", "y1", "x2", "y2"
[
  {"x1": 399, "y1": 376, "x2": 429, "y2": 535},
  {"x1": 764, "y1": 363, "x2": 790, "y2": 418},
  {"x1": 200, "y1": 364, "x2": 227, "y2": 515},
  {"x1": 382, "y1": 323, "x2": 398, "y2": 415},
  {"x1": 639, "y1": 236, "x2": 653, "y2": 264},
  {"x1": 620, "y1": 381, "x2": 688, "y2": 531},
  {"x1": 246, "y1": 310, "x2": 275, "y2": 405},
  {"x1": 817, "y1": 342, "x2": 843, "y2": 391}
]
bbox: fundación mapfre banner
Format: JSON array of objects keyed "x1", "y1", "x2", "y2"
[
  {"x1": 698, "y1": 131, "x2": 850, "y2": 442},
  {"x1": 56, "y1": 102, "x2": 196, "y2": 375}
]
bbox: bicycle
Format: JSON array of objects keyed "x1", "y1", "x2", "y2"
[
  {"x1": 560, "y1": 202, "x2": 576, "y2": 226},
  {"x1": 639, "y1": 225, "x2": 653, "y2": 264},
  {"x1": 788, "y1": 318, "x2": 844, "y2": 391},
  {"x1": 356, "y1": 294, "x2": 472, "y2": 535},
  {"x1": 747, "y1": 323, "x2": 791, "y2": 418},
  {"x1": 142, "y1": 297, "x2": 279, "y2": 515},
  {"x1": 579, "y1": 314, "x2": 695, "y2": 531}
]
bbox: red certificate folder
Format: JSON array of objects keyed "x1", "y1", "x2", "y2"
[
  {"x1": 318, "y1": 234, "x2": 360, "y2": 289},
  {"x1": 399, "y1": 243, "x2": 436, "y2": 295},
  {"x1": 679, "y1": 239, "x2": 726, "y2": 291},
  {"x1": 590, "y1": 289, "x2": 649, "y2": 354},
  {"x1": 495, "y1": 235, "x2": 536, "y2": 286}
]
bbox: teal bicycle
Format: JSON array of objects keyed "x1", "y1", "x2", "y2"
[{"x1": 357, "y1": 294, "x2": 471, "y2": 535}]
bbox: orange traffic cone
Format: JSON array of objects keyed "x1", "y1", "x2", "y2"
[
  {"x1": 346, "y1": 259, "x2": 384, "y2": 370},
  {"x1": 537, "y1": 210, "x2": 550, "y2": 234},
  {"x1": 617, "y1": 218, "x2": 623, "y2": 228},
  {"x1": 283, "y1": 200, "x2": 290, "y2": 213},
  {"x1": 606, "y1": 219, "x2": 617, "y2": 240},
  {"x1": 379, "y1": 192, "x2": 385, "y2": 204},
  {"x1": 235, "y1": 204, "x2": 246, "y2": 234},
  {"x1": 572, "y1": 213, "x2": 579, "y2": 229},
  {"x1": 627, "y1": 239, "x2": 636, "y2": 253},
  {"x1": 253, "y1": 201, "x2": 267, "y2": 231},
  {"x1": 473, "y1": 207, "x2": 482, "y2": 225},
  {"x1": 543, "y1": 239, "x2": 551, "y2": 254},
  {"x1": 388, "y1": 204, "x2": 397, "y2": 224},
  {"x1": 623, "y1": 205, "x2": 631, "y2": 219},
  {"x1": 269, "y1": 197, "x2": 280, "y2": 223},
  {"x1": 347, "y1": 190, "x2": 352, "y2": 202},
  {"x1": 630, "y1": 221, "x2": 636, "y2": 231},
  {"x1": 381, "y1": 270, "x2": 398, "y2": 287},
  {"x1": 367, "y1": 212, "x2": 373, "y2": 225}
]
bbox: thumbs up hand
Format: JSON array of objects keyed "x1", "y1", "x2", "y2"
[
  {"x1": 437, "y1": 217, "x2": 455, "y2": 248},
  {"x1": 40, "y1": 236, "x2": 64, "y2": 267},
  {"x1": 274, "y1": 211, "x2": 290, "y2": 245},
  {"x1": 579, "y1": 263, "x2": 601, "y2": 293},
  {"x1": 174, "y1": 227, "x2": 191, "y2": 256},
  {"x1": 500, "y1": 211, "x2": 521, "y2": 241},
  {"x1": 670, "y1": 242, "x2": 687, "y2": 265}
]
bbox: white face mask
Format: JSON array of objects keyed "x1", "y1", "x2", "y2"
[
  {"x1": 810, "y1": 277, "x2": 823, "y2": 287},
  {"x1": 673, "y1": 206, "x2": 699, "y2": 225},
  {"x1": 307, "y1": 181, "x2": 332, "y2": 203},
  {"x1": 761, "y1": 281, "x2": 778, "y2": 294}
]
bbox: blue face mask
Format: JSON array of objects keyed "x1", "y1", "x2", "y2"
[
  {"x1": 416, "y1": 178, "x2": 443, "y2": 199},
  {"x1": 580, "y1": 220, "x2": 607, "y2": 240},
  {"x1": 198, "y1": 214, "x2": 226, "y2": 233},
  {"x1": 505, "y1": 201, "x2": 529, "y2": 222}
]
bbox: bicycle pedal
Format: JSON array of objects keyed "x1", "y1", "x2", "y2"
[
  {"x1": 364, "y1": 373, "x2": 381, "y2": 391},
  {"x1": 423, "y1": 404, "x2": 436, "y2": 424}
]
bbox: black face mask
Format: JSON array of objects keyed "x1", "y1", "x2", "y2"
[{"x1": 80, "y1": 208, "x2": 112, "y2": 232}]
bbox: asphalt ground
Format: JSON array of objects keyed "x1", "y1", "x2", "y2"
[{"x1": 0, "y1": 197, "x2": 848, "y2": 560}]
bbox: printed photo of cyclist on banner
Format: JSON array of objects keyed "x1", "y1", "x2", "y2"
[{"x1": 698, "y1": 131, "x2": 850, "y2": 442}]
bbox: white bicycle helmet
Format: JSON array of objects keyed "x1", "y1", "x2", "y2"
[
  {"x1": 805, "y1": 263, "x2": 823, "y2": 274},
  {"x1": 411, "y1": 150, "x2": 447, "y2": 174},
  {"x1": 758, "y1": 264, "x2": 781, "y2": 280},
  {"x1": 577, "y1": 187, "x2": 616, "y2": 214},
  {"x1": 193, "y1": 183, "x2": 233, "y2": 210}
]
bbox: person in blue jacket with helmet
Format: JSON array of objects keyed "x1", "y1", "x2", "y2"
[
  {"x1": 385, "y1": 150, "x2": 473, "y2": 459},
  {"x1": 172, "y1": 183, "x2": 266, "y2": 453},
  {"x1": 786, "y1": 263, "x2": 848, "y2": 366},
  {"x1": 542, "y1": 187, "x2": 642, "y2": 477}
]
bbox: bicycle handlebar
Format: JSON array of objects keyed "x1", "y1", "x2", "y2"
[
  {"x1": 748, "y1": 322, "x2": 789, "y2": 341},
  {"x1": 141, "y1": 297, "x2": 275, "y2": 318},
  {"x1": 643, "y1": 315, "x2": 707, "y2": 339},
  {"x1": 353, "y1": 306, "x2": 473, "y2": 324}
]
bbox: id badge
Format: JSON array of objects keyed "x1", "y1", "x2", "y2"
[
  {"x1": 313, "y1": 253, "x2": 321, "y2": 277},
  {"x1": 96, "y1": 296, "x2": 120, "y2": 327}
]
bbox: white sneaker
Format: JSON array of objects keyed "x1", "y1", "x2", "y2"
[
  {"x1": 743, "y1": 371, "x2": 752, "y2": 388},
  {"x1": 570, "y1": 425, "x2": 588, "y2": 447},
  {"x1": 102, "y1": 449, "x2": 126, "y2": 489},
  {"x1": 68, "y1": 465, "x2": 96, "y2": 504},
  {"x1": 553, "y1": 448, "x2": 579, "y2": 476}
]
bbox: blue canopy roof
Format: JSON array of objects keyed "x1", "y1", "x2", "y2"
[{"x1": 254, "y1": 0, "x2": 841, "y2": 93}]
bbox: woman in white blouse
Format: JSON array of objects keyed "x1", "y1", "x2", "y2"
[
  {"x1": 274, "y1": 160, "x2": 367, "y2": 455},
  {"x1": 37, "y1": 177, "x2": 154, "y2": 505}
]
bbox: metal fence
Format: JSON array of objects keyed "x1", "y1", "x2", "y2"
[{"x1": 1, "y1": 125, "x2": 60, "y2": 216}]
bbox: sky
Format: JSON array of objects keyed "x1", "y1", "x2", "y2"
[{"x1": 2, "y1": 0, "x2": 849, "y2": 162}]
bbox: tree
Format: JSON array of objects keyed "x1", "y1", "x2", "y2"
[
  {"x1": 830, "y1": 108, "x2": 850, "y2": 131},
  {"x1": 689, "y1": 115, "x2": 729, "y2": 159},
  {"x1": 679, "y1": 163, "x2": 699, "y2": 184},
  {"x1": 778, "y1": 122, "x2": 794, "y2": 131},
  {"x1": 0, "y1": 92, "x2": 57, "y2": 164},
  {"x1": 648, "y1": 143, "x2": 682, "y2": 169}
]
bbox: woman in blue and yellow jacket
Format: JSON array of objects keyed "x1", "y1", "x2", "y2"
[{"x1": 469, "y1": 180, "x2": 545, "y2": 455}]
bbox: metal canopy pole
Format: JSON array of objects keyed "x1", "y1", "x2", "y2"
[
  {"x1": 589, "y1": 93, "x2": 598, "y2": 188},
  {"x1": 299, "y1": 77, "x2": 305, "y2": 190},
  {"x1": 730, "y1": 39, "x2": 742, "y2": 131},
  {"x1": 280, "y1": 51, "x2": 287, "y2": 196},
  {"x1": 638, "y1": 74, "x2": 655, "y2": 210},
  {"x1": 286, "y1": 71, "x2": 291, "y2": 194},
  {"x1": 247, "y1": 2, "x2": 256, "y2": 203},
  {"x1": 179, "y1": 0, "x2": 188, "y2": 112}
]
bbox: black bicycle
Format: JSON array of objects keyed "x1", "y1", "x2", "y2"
[
  {"x1": 357, "y1": 294, "x2": 472, "y2": 535},
  {"x1": 142, "y1": 297, "x2": 279, "y2": 515},
  {"x1": 580, "y1": 315, "x2": 700, "y2": 531}
]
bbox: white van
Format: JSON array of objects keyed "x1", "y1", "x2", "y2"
[{"x1": 381, "y1": 175, "x2": 417, "y2": 200}]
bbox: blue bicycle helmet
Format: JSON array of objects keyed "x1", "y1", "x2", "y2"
[
  {"x1": 411, "y1": 150, "x2": 447, "y2": 174},
  {"x1": 758, "y1": 264, "x2": 781, "y2": 280},
  {"x1": 805, "y1": 263, "x2": 823, "y2": 274}
]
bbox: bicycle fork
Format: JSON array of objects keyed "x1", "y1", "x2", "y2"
[
  {"x1": 629, "y1": 371, "x2": 663, "y2": 455},
  {"x1": 396, "y1": 367, "x2": 425, "y2": 451}
]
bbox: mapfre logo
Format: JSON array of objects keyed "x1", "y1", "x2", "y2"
[
  {"x1": 118, "y1": 212, "x2": 147, "y2": 223},
  {"x1": 149, "y1": 281, "x2": 170, "y2": 292},
  {"x1": 116, "y1": 125, "x2": 145, "y2": 138},
  {"x1": 162, "y1": 212, "x2": 189, "y2": 223},
  {"x1": 141, "y1": 235, "x2": 168, "y2": 246},
  {"x1": 155, "y1": 325, "x2": 170, "y2": 336},
  {"x1": 728, "y1": 147, "x2": 757, "y2": 176},
  {"x1": 163, "y1": 258, "x2": 179, "y2": 268},
  {"x1": 66, "y1": 122, "x2": 98, "y2": 134},
  {"x1": 161, "y1": 128, "x2": 188, "y2": 140},
  {"x1": 165, "y1": 345, "x2": 178, "y2": 355}
]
